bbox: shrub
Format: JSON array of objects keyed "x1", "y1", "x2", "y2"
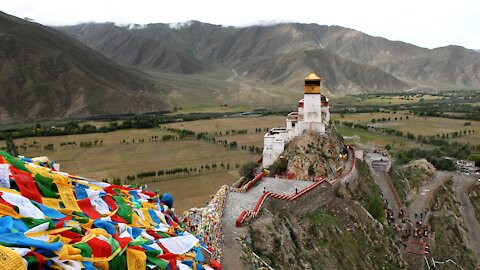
[{"x1": 239, "y1": 161, "x2": 257, "y2": 180}]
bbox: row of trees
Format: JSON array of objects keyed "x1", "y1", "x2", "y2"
[
  {"x1": 59, "y1": 141, "x2": 77, "y2": 147},
  {"x1": 79, "y1": 140, "x2": 103, "y2": 148},
  {"x1": 371, "y1": 116, "x2": 409, "y2": 123},
  {"x1": 14, "y1": 139, "x2": 104, "y2": 152},
  {"x1": 0, "y1": 112, "x2": 233, "y2": 140},
  {"x1": 393, "y1": 148, "x2": 456, "y2": 171},
  {"x1": 119, "y1": 162, "x2": 241, "y2": 183}
]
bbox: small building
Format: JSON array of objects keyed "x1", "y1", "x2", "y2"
[
  {"x1": 262, "y1": 72, "x2": 330, "y2": 167},
  {"x1": 456, "y1": 160, "x2": 475, "y2": 168}
]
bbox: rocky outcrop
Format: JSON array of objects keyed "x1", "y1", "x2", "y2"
[
  {"x1": 282, "y1": 129, "x2": 346, "y2": 180},
  {"x1": 390, "y1": 159, "x2": 436, "y2": 202},
  {"x1": 429, "y1": 180, "x2": 478, "y2": 269}
]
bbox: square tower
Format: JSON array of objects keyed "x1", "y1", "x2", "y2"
[{"x1": 303, "y1": 72, "x2": 322, "y2": 125}]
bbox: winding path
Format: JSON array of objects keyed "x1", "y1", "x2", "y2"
[{"x1": 453, "y1": 174, "x2": 480, "y2": 259}]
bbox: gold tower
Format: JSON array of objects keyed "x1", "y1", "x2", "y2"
[{"x1": 304, "y1": 72, "x2": 321, "y2": 94}]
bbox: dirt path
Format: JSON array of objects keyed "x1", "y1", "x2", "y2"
[
  {"x1": 453, "y1": 174, "x2": 480, "y2": 259},
  {"x1": 407, "y1": 171, "x2": 452, "y2": 223},
  {"x1": 365, "y1": 152, "x2": 401, "y2": 218},
  {"x1": 373, "y1": 169, "x2": 401, "y2": 218}
]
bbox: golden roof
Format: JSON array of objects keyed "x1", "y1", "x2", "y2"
[{"x1": 304, "y1": 72, "x2": 321, "y2": 81}]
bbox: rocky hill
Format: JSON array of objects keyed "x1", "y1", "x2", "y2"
[
  {"x1": 59, "y1": 22, "x2": 480, "y2": 92},
  {"x1": 244, "y1": 160, "x2": 405, "y2": 269},
  {"x1": 0, "y1": 12, "x2": 168, "y2": 122},
  {"x1": 280, "y1": 128, "x2": 346, "y2": 180},
  {"x1": 389, "y1": 159, "x2": 436, "y2": 202}
]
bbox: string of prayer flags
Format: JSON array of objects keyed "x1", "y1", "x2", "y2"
[{"x1": 0, "y1": 151, "x2": 221, "y2": 269}]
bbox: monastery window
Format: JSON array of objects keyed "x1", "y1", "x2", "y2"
[{"x1": 305, "y1": 81, "x2": 320, "y2": 86}]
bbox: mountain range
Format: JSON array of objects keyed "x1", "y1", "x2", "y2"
[
  {"x1": 59, "y1": 21, "x2": 480, "y2": 92},
  {"x1": 1, "y1": 11, "x2": 480, "y2": 122}
]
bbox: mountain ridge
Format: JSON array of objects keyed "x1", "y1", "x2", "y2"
[
  {"x1": 0, "y1": 11, "x2": 170, "y2": 122},
  {"x1": 59, "y1": 21, "x2": 480, "y2": 92},
  {"x1": 2, "y1": 12, "x2": 480, "y2": 122}
]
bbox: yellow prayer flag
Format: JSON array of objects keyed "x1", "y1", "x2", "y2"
[
  {"x1": 127, "y1": 248, "x2": 146, "y2": 270},
  {"x1": 0, "y1": 245, "x2": 27, "y2": 270}
]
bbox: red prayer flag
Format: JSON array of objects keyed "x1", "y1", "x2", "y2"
[
  {"x1": 86, "y1": 237, "x2": 112, "y2": 258},
  {"x1": 77, "y1": 198, "x2": 102, "y2": 219},
  {"x1": 11, "y1": 167, "x2": 42, "y2": 203}
]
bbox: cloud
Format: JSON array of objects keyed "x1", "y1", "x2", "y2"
[{"x1": 0, "y1": 0, "x2": 479, "y2": 49}]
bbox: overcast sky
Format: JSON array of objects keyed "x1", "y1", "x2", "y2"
[{"x1": 1, "y1": 0, "x2": 479, "y2": 49}]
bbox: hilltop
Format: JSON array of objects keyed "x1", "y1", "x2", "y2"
[{"x1": 280, "y1": 129, "x2": 346, "y2": 180}]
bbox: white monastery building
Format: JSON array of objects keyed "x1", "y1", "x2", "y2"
[{"x1": 262, "y1": 72, "x2": 330, "y2": 167}]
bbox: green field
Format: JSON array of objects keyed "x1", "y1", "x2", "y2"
[
  {"x1": 338, "y1": 126, "x2": 427, "y2": 151},
  {"x1": 2, "y1": 108, "x2": 478, "y2": 211},
  {"x1": 333, "y1": 112, "x2": 479, "y2": 142},
  {"x1": 331, "y1": 94, "x2": 443, "y2": 106},
  {"x1": 164, "y1": 115, "x2": 285, "y2": 133}
]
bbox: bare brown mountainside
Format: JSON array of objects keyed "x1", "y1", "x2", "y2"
[
  {"x1": 60, "y1": 21, "x2": 480, "y2": 91},
  {"x1": 0, "y1": 11, "x2": 168, "y2": 122}
]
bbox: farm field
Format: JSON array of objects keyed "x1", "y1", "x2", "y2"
[
  {"x1": 370, "y1": 116, "x2": 479, "y2": 136},
  {"x1": 448, "y1": 136, "x2": 480, "y2": 145},
  {"x1": 337, "y1": 126, "x2": 427, "y2": 151},
  {"x1": 11, "y1": 139, "x2": 255, "y2": 182},
  {"x1": 332, "y1": 111, "x2": 410, "y2": 123},
  {"x1": 331, "y1": 94, "x2": 443, "y2": 106},
  {"x1": 333, "y1": 112, "x2": 479, "y2": 138},
  {"x1": 147, "y1": 170, "x2": 239, "y2": 211},
  {"x1": 9, "y1": 128, "x2": 171, "y2": 148},
  {"x1": 2, "y1": 111, "x2": 478, "y2": 212},
  {"x1": 165, "y1": 115, "x2": 285, "y2": 133},
  {"x1": 226, "y1": 133, "x2": 266, "y2": 148}
]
